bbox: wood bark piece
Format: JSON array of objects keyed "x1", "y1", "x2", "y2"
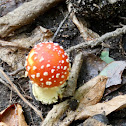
[
  {"x1": 76, "y1": 95, "x2": 126, "y2": 120},
  {"x1": 0, "y1": 40, "x2": 30, "y2": 50},
  {"x1": 0, "y1": 0, "x2": 64, "y2": 38},
  {"x1": 41, "y1": 100, "x2": 69, "y2": 126},
  {"x1": 63, "y1": 52, "x2": 83, "y2": 97}
]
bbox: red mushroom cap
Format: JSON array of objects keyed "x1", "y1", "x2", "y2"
[{"x1": 26, "y1": 42, "x2": 70, "y2": 88}]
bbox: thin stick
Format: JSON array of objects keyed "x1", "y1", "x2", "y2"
[
  {"x1": 52, "y1": 8, "x2": 73, "y2": 41},
  {"x1": 66, "y1": 25, "x2": 126, "y2": 53},
  {"x1": 1, "y1": 80, "x2": 32, "y2": 100},
  {"x1": 0, "y1": 40, "x2": 30, "y2": 51},
  {"x1": 9, "y1": 87, "x2": 13, "y2": 104},
  {"x1": 0, "y1": 68, "x2": 44, "y2": 120},
  {"x1": 63, "y1": 52, "x2": 83, "y2": 97},
  {"x1": 0, "y1": 78, "x2": 12, "y2": 89},
  {"x1": 8, "y1": 66, "x2": 25, "y2": 76}
]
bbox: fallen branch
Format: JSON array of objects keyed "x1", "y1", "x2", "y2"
[
  {"x1": 0, "y1": 68, "x2": 43, "y2": 120},
  {"x1": 66, "y1": 25, "x2": 126, "y2": 53},
  {"x1": 0, "y1": 0, "x2": 64, "y2": 38},
  {"x1": 63, "y1": 52, "x2": 83, "y2": 97}
]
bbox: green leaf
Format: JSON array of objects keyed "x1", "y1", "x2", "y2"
[{"x1": 100, "y1": 48, "x2": 114, "y2": 64}]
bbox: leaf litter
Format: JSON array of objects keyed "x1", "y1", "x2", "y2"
[
  {"x1": 0, "y1": 104, "x2": 27, "y2": 126},
  {"x1": 76, "y1": 94, "x2": 126, "y2": 120},
  {"x1": 0, "y1": 0, "x2": 126, "y2": 126}
]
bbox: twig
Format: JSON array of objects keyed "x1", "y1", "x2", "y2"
[
  {"x1": 8, "y1": 66, "x2": 25, "y2": 76},
  {"x1": 30, "y1": 109, "x2": 35, "y2": 126},
  {"x1": 9, "y1": 87, "x2": 13, "y2": 104},
  {"x1": 0, "y1": 68, "x2": 44, "y2": 120},
  {"x1": 119, "y1": 16, "x2": 126, "y2": 20},
  {"x1": 0, "y1": 40, "x2": 30, "y2": 51},
  {"x1": 63, "y1": 52, "x2": 83, "y2": 97},
  {"x1": 66, "y1": 25, "x2": 126, "y2": 53},
  {"x1": 17, "y1": 81, "x2": 27, "y2": 95},
  {"x1": 0, "y1": 77, "x2": 32, "y2": 99},
  {"x1": 0, "y1": 0, "x2": 65, "y2": 38},
  {"x1": 23, "y1": 95, "x2": 32, "y2": 100},
  {"x1": 52, "y1": 8, "x2": 73, "y2": 41},
  {"x1": 0, "y1": 78, "x2": 12, "y2": 89}
]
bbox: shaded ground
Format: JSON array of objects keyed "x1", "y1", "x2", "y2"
[{"x1": 0, "y1": 1, "x2": 126, "y2": 126}]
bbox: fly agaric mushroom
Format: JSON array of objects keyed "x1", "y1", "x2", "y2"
[{"x1": 25, "y1": 42, "x2": 70, "y2": 104}]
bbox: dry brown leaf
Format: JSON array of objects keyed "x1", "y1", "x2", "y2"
[
  {"x1": 76, "y1": 95, "x2": 126, "y2": 120},
  {"x1": 77, "y1": 75, "x2": 107, "y2": 109},
  {"x1": 74, "y1": 75, "x2": 107, "y2": 101},
  {"x1": 104, "y1": 84, "x2": 122, "y2": 96},
  {"x1": 0, "y1": 26, "x2": 53, "y2": 70},
  {"x1": 0, "y1": 104, "x2": 27, "y2": 126},
  {"x1": 58, "y1": 75, "x2": 107, "y2": 126}
]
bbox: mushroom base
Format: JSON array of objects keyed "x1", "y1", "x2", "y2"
[{"x1": 32, "y1": 83, "x2": 66, "y2": 104}]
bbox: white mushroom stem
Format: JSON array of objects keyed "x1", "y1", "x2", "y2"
[{"x1": 32, "y1": 83, "x2": 66, "y2": 104}]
